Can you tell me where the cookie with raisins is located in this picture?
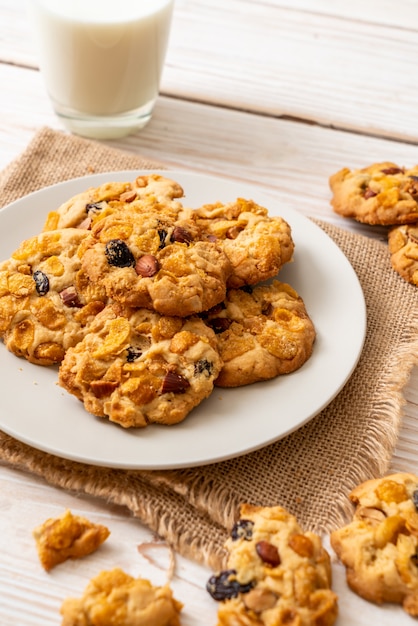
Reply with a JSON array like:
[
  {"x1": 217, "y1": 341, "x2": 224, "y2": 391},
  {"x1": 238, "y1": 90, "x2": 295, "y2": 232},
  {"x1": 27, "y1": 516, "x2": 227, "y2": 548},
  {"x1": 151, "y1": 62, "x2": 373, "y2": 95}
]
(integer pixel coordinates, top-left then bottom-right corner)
[
  {"x1": 78, "y1": 211, "x2": 232, "y2": 317},
  {"x1": 182, "y1": 198, "x2": 294, "y2": 288},
  {"x1": 43, "y1": 174, "x2": 185, "y2": 231},
  {"x1": 331, "y1": 473, "x2": 418, "y2": 616},
  {"x1": 388, "y1": 223, "x2": 418, "y2": 286},
  {"x1": 207, "y1": 504, "x2": 338, "y2": 626},
  {"x1": 201, "y1": 280, "x2": 315, "y2": 387},
  {"x1": 58, "y1": 302, "x2": 222, "y2": 428},
  {"x1": 0, "y1": 228, "x2": 108, "y2": 365},
  {"x1": 330, "y1": 162, "x2": 418, "y2": 225},
  {"x1": 60, "y1": 568, "x2": 183, "y2": 626}
]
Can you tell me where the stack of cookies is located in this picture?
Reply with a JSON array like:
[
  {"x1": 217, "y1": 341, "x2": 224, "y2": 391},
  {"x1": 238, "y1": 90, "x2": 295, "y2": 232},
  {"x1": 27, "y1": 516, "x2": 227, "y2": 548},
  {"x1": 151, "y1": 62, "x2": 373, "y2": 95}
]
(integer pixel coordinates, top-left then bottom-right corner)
[
  {"x1": 330, "y1": 161, "x2": 418, "y2": 287},
  {"x1": 0, "y1": 174, "x2": 315, "y2": 429}
]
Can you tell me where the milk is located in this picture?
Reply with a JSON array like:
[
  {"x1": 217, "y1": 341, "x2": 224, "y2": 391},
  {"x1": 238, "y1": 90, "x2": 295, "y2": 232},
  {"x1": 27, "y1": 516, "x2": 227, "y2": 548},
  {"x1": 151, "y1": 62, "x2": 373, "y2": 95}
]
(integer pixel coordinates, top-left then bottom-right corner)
[{"x1": 29, "y1": 0, "x2": 174, "y2": 138}]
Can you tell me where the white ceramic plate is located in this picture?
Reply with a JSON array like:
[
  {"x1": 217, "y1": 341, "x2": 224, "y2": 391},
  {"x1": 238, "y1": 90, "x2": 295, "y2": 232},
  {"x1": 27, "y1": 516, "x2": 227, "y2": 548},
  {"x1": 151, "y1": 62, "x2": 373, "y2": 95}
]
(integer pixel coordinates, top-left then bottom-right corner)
[{"x1": 0, "y1": 170, "x2": 366, "y2": 469}]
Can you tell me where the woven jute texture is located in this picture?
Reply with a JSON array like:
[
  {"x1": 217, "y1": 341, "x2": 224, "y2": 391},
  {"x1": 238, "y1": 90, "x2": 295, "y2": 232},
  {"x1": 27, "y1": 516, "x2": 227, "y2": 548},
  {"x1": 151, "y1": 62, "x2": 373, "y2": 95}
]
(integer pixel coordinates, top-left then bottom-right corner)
[{"x1": 1, "y1": 127, "x2": 418, "y2": 570}]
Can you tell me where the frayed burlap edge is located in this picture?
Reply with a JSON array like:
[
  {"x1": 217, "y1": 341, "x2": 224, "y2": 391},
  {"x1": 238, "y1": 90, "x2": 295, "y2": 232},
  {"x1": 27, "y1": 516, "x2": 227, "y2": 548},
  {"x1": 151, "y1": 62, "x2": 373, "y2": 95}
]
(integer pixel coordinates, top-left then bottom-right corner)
[
  {"x1": 0, "y1": 435, "x2": 228, "y2": 570},
  {"x1": 1, "y1": 128, "x2": 418, "y2": 569}
]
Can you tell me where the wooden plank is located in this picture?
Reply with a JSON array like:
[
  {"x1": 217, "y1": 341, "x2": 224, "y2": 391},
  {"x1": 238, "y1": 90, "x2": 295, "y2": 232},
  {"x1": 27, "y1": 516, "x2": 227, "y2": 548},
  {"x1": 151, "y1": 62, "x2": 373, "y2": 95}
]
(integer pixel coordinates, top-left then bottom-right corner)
[
  {"x1": 2, "y1": 0, "x2": 418, "y2": 141},
  {"x1": 0, "y1": 466, "x2": 217, "y2": 625},
  {"x1": 268, "y1": 0, "x2": 418, "y2": 30},
  {"x1": 2, "y1": 62, "x2": 418, "y2": 234}
]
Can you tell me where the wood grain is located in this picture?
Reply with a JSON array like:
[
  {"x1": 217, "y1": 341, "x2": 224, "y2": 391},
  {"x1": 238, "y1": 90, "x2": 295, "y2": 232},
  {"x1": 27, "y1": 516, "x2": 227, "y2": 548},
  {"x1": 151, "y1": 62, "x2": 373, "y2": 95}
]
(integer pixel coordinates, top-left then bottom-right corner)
[
  {"x1": 1, "y1": 1, "x2": 418, "y2": 624},
  {"x1": 3, "y1": 0, "x2": 418, "y2": 139}
]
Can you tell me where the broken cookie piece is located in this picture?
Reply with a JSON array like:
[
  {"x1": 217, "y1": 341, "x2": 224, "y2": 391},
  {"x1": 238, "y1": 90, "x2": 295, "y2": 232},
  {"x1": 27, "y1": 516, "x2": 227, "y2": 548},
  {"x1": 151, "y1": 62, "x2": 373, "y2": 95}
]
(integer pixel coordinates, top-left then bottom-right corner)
[
  {"x1": 60, "y1": 568, "x2": 183, "y2": 626},
  {"x1": 33, "y1": 509, "x2": 110, "y2": 571}
]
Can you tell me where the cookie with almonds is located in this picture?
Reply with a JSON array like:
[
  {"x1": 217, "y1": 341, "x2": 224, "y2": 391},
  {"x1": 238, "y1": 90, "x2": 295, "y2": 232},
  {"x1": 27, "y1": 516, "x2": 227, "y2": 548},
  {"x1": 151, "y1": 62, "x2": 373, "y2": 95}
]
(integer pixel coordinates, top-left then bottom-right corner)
[
  {"x1": 79, "y1": 210, "x2": 232, "y2": 317},
  {"x1": 207, "y1": 504, "x2": 338, "y2": 626},
  {"x1": 329, "y1": 161, "x2": 418, "y2": 225},
  {"x1": 201, "y1": 280, "x2": 315, "y2": 387},
  {"x1": 331, "y1": 473, "x2": 418, "y2": 616},
  {"x1": 60, "y1": 568, "x2": 183, "y2": 626},
  {"x1": 43, "y1": 174, "x2": 185, "y2": 231},
  {"x1": 58, "y1": 302, "x2": 223, "y2": 428},
  {"x1": 0, "y1": 228, "x2": 108, "y2": 365},
  {"x1": 183, "y1": 198, "x2": 294, "y2": 288},
  {"x1": 388, "y1": 223, "x2": 418, "y2": 286},
  {"x1": 33, "y1": 509, "x2": 110, "y2": 571}
]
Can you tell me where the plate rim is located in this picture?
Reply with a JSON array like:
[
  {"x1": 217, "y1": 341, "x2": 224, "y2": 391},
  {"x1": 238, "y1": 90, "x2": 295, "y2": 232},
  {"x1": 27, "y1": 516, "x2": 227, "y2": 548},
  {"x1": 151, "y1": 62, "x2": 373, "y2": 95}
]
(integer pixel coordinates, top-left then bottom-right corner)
[{"x1": 0, "y1": 169, "x2": 367, "y2": 469}]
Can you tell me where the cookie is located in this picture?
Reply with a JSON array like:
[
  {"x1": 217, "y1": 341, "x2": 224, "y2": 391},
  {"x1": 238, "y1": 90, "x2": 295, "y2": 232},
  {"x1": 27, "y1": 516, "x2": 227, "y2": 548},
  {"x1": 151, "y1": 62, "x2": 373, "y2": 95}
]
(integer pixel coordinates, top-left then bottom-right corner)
[
  {"x1": 33, "y1": 509, "x2": 110, "y2": 571},
  {"x1": 78, "y1": 211, "x2": 232, "y2": 316},
  {"x1": 0, "y1": 228, "x2": 108, "y2": 365},
  {"x1": 58, "y1": 302, "x2": 223, "y2": 428},
  {"x1": 330, "y1": 162, "x2": 418, "y2": 225},
  {"x1": 201, "y1": 281, "x2": 315, "y2": 387},
  {"x1": 184, "y1": 198, "x2": 294, "y2": 288},
  {"x1": 60, "y1": 568, "x2": 183, "y2": 626},
  {"x1": 388, "y1": 223, "x2": 418, "y2": 286},
  {"x1": 207, "y1": 503, "x2": 338, "y2": 626},
  {"x1": 330, "y1": 472, "x2": 418, "y2": 616},
  {"x1": 43, "y1": 174, "x2": 185, "y2": 231}
]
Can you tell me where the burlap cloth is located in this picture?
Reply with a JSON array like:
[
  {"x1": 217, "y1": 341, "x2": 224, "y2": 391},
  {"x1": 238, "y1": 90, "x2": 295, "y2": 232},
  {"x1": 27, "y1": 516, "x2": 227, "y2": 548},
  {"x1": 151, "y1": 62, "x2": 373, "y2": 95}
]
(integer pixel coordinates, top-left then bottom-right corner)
[{"x1": 1, "y1": 127, "x2": 418, "y2": 569}]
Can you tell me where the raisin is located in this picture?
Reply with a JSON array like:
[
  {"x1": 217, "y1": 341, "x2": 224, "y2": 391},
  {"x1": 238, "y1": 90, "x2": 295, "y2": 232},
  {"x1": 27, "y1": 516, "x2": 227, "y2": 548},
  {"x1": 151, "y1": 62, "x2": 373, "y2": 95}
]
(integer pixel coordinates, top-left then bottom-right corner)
[
  {"x1": 364, "y1": 188, "x2": 377, "y2": 199},
  {"x1": 33, "y1": 270, "x2": 49, "y2": 296},
  {"x1": 126, "y1": 346, "x2": 142, "y2": 362},
  {"x1": 158, "y1": 229, "x2": 168, "y2": 249},
  {"x1": 411, "y1": 552, "x2": 418, "y2": 568},
  {"x1": 206, "y1": 569, "x2": 254, "y2": 601},
  {"x1": 231, "y1": 519, "x2": 254, "y2": 541},
  {"x1": 86, "y1": 201, "x2": 107, "y2": 216},
  {"x1": 412, "y1": 489, "x2": 418, "y2": 511},
  {"x1": 105, "y1": 239, "x2": 135, "y2": 268},
  {"x1": 194, "y1": 359, "x2": 214, "y2": 377},
  {"x1": 207, "y1": 317, "x2": 231, "y2": 334}
]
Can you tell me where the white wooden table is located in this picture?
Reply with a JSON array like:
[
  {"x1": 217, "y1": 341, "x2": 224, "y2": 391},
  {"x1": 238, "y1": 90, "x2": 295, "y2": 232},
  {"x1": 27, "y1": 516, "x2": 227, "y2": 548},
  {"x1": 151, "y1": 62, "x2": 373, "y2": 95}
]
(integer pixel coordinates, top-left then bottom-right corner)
[{"x1": 1, "y1": 1, "x2": 418, "y2": 623}]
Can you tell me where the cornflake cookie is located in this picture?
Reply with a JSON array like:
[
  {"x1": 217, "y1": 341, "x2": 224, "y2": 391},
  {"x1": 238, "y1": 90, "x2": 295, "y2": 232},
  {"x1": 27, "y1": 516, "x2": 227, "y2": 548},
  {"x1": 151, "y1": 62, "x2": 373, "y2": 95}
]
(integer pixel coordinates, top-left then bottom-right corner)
[
  {"x1": 78, "y1": 211, "x2": 232, "y2": 316},
  {"x1": 33, "y1": 509, "x2": 110, "y2": 571},
  {"x1": 0, "y1": 228, "x2": 108, "y2": 365},
  {"x1": 330, "y1": 162, "x2": 418, "y2": 225},
  {"x1": 207, "y1": 504, "x2": 338, "y2": 626},
  {"x1": 58, "y1": 302, "x2": 223, "y2": 428},
  {"x1": 184, "y1": 198, "x2": 294, "y2": 288},
  {"x1": 60, "y1": 568, "x2": 183, "y2": 626},
  {"x1": 388, "y1": 223, "x2": 418, "y2": 286},
  {"x1": 201, "y1": 281, "x2": 315, "y2": 387},
  {"x1": 330, "y1": 472, "x2": 418, "y2": 616},
  {"x1": 43, "y1": 174, "x2": 185, "y2": 231}
]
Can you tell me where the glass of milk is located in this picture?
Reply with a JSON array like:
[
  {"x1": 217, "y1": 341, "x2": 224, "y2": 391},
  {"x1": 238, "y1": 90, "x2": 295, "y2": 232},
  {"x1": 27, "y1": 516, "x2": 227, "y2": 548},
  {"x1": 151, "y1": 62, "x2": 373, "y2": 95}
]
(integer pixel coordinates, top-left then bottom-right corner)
[{"x1": 28, "y1": 0, "x2": 174, "y2": 139}]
